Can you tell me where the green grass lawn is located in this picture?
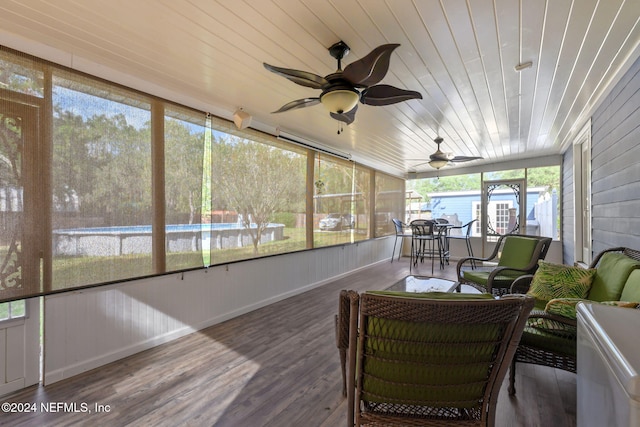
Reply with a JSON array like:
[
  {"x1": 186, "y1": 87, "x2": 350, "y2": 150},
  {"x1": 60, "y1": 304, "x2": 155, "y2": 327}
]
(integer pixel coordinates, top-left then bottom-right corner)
[{"x1": 49, "y1": 227, "x2": 370, "y2": 288}]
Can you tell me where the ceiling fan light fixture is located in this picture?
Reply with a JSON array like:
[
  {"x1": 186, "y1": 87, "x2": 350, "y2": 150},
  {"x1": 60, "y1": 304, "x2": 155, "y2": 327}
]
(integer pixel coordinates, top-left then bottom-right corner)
[
  {"x1": 320, "y1": 89, "x2": 359, "y2": 114},
  {"x1": 428, "y1": 159, "x2": 449, "y2": 169}
]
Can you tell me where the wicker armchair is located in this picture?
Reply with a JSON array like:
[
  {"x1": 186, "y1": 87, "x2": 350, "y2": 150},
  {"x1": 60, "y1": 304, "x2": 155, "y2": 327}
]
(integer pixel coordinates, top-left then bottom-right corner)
[
  {"x1": 345, "y1": 291, "x2": 534, "y2": 427},
  {"x1": 456, "y1": 233, "x2": 552, "y2": 295},
  {"x1": 508, "y1": 247, "x2": 640, "y2": 395}
]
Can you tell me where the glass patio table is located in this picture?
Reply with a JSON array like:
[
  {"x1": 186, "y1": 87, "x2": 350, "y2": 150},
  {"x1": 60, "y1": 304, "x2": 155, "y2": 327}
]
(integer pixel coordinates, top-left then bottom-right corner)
[{"x1": 385, "y1": 275, "x2": 482, "y2": 294}]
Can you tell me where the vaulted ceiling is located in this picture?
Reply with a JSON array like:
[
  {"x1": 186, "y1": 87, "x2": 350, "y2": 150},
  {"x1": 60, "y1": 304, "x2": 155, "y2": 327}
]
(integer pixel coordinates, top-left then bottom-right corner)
[{"x1": 0, "y1": 0, "x2": 638, "y2": 177}]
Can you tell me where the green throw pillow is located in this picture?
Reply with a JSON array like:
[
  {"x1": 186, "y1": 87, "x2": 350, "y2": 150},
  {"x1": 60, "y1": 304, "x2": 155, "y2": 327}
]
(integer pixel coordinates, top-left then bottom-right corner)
[{"x1": 526, "y1": 260, "x2": 596, "y2": 303}]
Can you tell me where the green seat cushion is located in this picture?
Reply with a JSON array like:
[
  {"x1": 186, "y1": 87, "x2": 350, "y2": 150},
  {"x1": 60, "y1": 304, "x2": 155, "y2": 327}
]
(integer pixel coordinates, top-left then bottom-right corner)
[
  {"x1": 462, "y1": 269, "x2": 523, "y2": 289},
  {"x1": 498, "y1": 237, "x2": 540, "y2": 269},
  {"x1": 362, "y1": 319, "x2": 501, "y2": 407},
  {"x1": 589, "y1": 253, "x2": 640, "y2": 302},
  {"x1": 519, "y1": 325, "x2": 576, "y2": 357},
  {"x1": 526, "y1": 260, "x2": 596, "y2": 304},
  {"x1": 360, "y1": 292, "x2": 500, "y2": 408},
  {"x1": 619, "y1": 269, "x2": 640, "y2": 302}
]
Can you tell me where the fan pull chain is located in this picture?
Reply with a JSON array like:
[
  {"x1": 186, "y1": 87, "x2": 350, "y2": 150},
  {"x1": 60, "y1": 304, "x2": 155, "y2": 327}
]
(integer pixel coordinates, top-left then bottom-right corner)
[{"x1": 337, "y1": 122, "x2": 344, "y2": 135}]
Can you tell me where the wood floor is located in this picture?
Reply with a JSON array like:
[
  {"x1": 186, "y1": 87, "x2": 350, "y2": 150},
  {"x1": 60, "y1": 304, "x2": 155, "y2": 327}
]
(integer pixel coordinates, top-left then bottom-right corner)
[{"x1": 2, "y1": 257, "x2": 576, "y2": 426}]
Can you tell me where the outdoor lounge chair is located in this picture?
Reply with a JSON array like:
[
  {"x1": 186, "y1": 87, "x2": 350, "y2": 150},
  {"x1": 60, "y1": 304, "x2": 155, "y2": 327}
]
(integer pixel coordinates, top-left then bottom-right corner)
[
  {"x1": 456, "y1": 233, "x2": 552, "y2": 295},
  {"x1": 344, "y1": 290, "x2": 534, "y2": 426}
]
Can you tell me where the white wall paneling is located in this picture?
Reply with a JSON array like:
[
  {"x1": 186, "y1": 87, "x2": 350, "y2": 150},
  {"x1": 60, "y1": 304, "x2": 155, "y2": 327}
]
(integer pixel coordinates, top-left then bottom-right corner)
[{"x1": 43, "y1": 237, "x2": 393, "y2": 384}]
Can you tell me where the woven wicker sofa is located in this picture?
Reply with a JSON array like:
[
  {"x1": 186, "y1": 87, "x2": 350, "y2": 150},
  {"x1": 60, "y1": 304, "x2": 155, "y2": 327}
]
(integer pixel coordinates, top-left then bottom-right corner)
[{"x1": 508, "y1": 247, "x2": 640, "y2": 395}]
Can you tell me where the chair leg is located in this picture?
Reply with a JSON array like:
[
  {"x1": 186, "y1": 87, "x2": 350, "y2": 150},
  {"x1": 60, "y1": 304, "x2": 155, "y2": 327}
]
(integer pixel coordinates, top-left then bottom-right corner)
[
  {"x1": 430, "y1": 238, "x2": 435, "y2": 274},
  {"x1": 340, "y1": 348, "x2": 347, "y2": 397},
  {"x1": 410, "y1": 238, "x2": 414, "y2": 273},
  {"x1": 391, "y1": 236, "x2": 398, "y2": 263},
  {"x1": 466, "y1": 238, "x2": 476, "y2": 269},
  {"x1": 508, "y1": 357, "x2": 517, "y2": 395}
]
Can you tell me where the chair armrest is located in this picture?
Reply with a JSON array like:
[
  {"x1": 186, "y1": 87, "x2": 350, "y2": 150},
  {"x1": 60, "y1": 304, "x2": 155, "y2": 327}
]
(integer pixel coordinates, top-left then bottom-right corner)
[
  {"x1": 488, "y1": 266, "x2": 531, "y2": 279},
  {"x1": 481, "y1": 266, "x2": 534, "y2": 294},
  {"x1": 526, "y1": 309, "x2": 577, "y2": 340},
  {"x1": 510, "y1": 275, "x2": 534, "y2": 294},
  {"x1": 456, "y1": 255, "x2": 496, "y2": 281},
  {"x1": 528, "y1": 309, "x2": 578, "y2": 328}
]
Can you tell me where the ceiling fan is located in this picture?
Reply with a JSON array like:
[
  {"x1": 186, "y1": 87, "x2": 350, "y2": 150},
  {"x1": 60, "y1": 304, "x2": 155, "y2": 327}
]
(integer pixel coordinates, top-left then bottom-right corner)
[
  {"x1": 263, "y1": 41, "x2": 422, "y2": 125},
  {"x1": 412, "y1": 137, "x2": 484, "y2": 170}
]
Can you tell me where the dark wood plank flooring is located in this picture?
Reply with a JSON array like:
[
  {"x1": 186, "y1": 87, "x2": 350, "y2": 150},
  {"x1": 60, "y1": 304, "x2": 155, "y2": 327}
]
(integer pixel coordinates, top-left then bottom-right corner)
[{"x1": 1, "y1": 257, "x2": 576, "y2": 426}]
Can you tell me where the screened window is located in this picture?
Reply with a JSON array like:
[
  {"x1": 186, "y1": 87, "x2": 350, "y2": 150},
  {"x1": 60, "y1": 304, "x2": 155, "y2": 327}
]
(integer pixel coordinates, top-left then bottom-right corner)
[
  {"x1": 51, "y1": 71, "x2": 153, "y2": 289},
  {"x1": 0, "y1": 45, "x2": 393, "y2": 304},
  {"x1": 353, "y1": 164, "x2": 371, "y2": 241},
  {"x1": 314, "y1": 154, "x2": 357, "y2": 247},
  {"x1": 0, "y1": 50, "x2": 44, "y2": 98},
  {"x1": 0, "y1": 49, "x2": 44, "y2": 301},
  {"x1": 374, "y1": 173, "x2": 404, "y2": 237},
  {"x1": 164, "y1": 106, "x2": 207, "y2": 271},
  {"x1": 406, "y1": 174, "x2": 481, "y2": 229},
  {"x1": 209, "y1": 123, "x2": 307, "y2": 264},
  {"x1": 409, "y1": 167, "x2": 561, "y2": 241}
]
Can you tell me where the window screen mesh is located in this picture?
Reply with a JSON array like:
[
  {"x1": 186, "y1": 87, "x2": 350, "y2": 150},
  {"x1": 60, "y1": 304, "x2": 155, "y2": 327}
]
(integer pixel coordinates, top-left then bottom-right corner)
[{"x1": 0, "y1": 45, "x2": 391, "y2": 303}]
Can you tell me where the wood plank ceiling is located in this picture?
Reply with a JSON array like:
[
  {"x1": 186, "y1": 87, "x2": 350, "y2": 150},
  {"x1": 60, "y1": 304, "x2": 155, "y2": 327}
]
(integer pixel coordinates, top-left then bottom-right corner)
[{"x1": 0, "y1": 0, "x2": 638, "y2": 177}]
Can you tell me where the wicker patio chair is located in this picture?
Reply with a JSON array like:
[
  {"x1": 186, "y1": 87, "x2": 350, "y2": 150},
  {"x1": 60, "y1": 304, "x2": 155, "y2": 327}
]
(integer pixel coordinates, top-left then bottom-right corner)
[
  {"x1": 346, "y1": 291, "x2": 534, "y2": 426},
  {"x1": 507, "y1": 247, "x2": 640, "y2": 395},
  {"x1": 335, "y1": 289, "x2": 359, "y2": 396},
  {"x1": 456, "y1": 233, "x2": 552, "y2": 296}
]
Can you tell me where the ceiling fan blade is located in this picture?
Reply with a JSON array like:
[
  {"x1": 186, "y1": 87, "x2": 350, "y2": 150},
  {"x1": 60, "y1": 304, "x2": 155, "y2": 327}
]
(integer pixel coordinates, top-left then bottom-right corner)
[
  {"x1": 272, "y1": 97, "x2": 321, "y2": 113},
  {"x1": 330, "y1": 104, "x2": 358, "y2": 125},
  {"x1": 360, "y1": 84, "x2": 423, "y2": 106},
  {"x1": 342, "y1": 44, "x2": 399, "y2": 87},
  {"x1": 409, "y1": 160, "x2": 431, "y2": 168},
  {"x1": 449, "y1": 156, "x2": 484, "y2": 162},
  {"x1": 263, "y1": 63, "x2": 329, "y2": 89}
]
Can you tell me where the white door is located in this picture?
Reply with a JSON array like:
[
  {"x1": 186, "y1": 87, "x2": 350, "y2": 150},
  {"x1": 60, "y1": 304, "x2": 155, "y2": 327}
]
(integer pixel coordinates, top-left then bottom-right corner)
[
  {"x1": 574, "y1": 122, "x2": 592, "y2": 265},
  {"x1": 481, "y1": 179, "x2": 526, "y2": 255},
  {"x1": 0, "y1": 299, "x2": 40, "y2": 395},
  {"x1": 0, "y1": 99, "x2": 43, "y2": 394}
]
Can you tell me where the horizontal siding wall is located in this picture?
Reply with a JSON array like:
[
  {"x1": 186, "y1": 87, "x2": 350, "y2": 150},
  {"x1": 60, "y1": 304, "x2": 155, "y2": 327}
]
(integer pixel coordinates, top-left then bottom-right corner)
[
  {"x1": 590, "y1": 55, "x2": 640, "y2": 254},
  {"x1": 44, "y1": 237, "x2": 394, "y2": 384}
]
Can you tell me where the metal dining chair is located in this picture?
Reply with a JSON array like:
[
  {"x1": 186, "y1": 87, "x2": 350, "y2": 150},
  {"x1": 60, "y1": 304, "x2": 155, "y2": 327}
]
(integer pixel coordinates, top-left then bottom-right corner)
[
  {"x1": 390, "y1": 218, "x2": 412, "y2": 263},
  {"x1": 446, "y1": 219, "x2": 478, "y2": 267},
  {"x1": 409, "y1": 219, "x2": 442, "y2": 274},
  {"x1": 434, "y1": 218, "x2": 452, "y2": 265}
]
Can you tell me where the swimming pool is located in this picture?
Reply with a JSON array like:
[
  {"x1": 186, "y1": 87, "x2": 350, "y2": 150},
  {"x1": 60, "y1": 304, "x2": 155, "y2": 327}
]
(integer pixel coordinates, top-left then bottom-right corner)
[{"x1": 52, "y1": 223, "x2": 285, "y2": 257}]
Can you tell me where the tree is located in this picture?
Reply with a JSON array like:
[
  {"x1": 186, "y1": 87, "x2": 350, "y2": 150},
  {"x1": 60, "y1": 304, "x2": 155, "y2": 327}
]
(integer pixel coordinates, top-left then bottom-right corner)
[
  {"x1": 211, "y1": 136, "x2": 305, "y2": 254},
  {"x1": 164, "y1": 118, "x2": 205, "y2": 224},
  {"x1": 407, "y1": 174, "x2": 481, "y2": 203}
]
